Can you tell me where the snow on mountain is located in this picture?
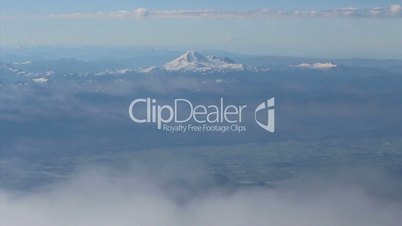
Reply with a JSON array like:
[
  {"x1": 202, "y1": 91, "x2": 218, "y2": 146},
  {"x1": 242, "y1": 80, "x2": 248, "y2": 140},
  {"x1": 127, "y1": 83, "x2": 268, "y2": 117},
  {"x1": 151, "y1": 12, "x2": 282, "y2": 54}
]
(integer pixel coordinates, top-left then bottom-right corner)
[
  {"x1": 138, "y1": 66, "x2": 165, "y2": 74},
  {"x1": 206, "y1": 55, "x2": 236, "y2": 64},
  {"x1": 141, "y1": 50, "x2": 247, "y2": 73},
  {"x1": 94, "y1": 68, "x2": 135, "y2": 76},
  {"x1": 293, "y1": 62, "x2": 338, "y2": 70},
  {"x1": 1, "y1": 63, "x2": 55, "y2": 78}
]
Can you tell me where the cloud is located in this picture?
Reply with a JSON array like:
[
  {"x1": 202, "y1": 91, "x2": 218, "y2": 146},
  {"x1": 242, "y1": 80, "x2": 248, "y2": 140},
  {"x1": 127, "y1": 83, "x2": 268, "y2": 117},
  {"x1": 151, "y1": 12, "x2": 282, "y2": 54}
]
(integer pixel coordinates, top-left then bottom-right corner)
[
  {"x1": 32, "y1": 77, "x2": 48, "y2": 84},
  {"x1": 48, "y1": 4, "x2": 402, "y2": 19},
  {"x1": 2, "y1": 164, "x2": 402, "y2": 226},
  {"x1": 389, "y1": 4, "x2": 402, "y2": 15}
]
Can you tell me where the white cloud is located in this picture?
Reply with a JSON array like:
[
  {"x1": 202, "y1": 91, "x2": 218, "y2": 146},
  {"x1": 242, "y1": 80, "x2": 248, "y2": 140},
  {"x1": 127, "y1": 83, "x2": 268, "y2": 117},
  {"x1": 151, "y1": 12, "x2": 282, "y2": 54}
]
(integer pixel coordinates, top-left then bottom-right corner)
[
  {"x1": 32, "y1": 77, "x2": 49, "y2": 84},
  {"x1": 389, "y1": 4, "x2": 402, "y2": 15},
  {"x1": 48, "y1": 4, "x2": 402, "y2": 19},
  {"x1": 12, "y1": 61, "x2": 32, "y2": 65},
  {"x1": 2, "y1": 166, "x2": 402, "y2": 226}
]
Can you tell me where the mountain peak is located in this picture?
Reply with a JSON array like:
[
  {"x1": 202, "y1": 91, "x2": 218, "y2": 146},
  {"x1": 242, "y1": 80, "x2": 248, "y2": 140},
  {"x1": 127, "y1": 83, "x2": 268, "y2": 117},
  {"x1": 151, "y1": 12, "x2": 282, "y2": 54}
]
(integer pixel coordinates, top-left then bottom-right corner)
[
  {"x1": 134, "y1": 50, "x2": 248, "y2": 73},
  {"x1": 160, "y1": 50, "x2": 245, "y2": 72},
  {"x1": 176, "y1": 50, "x2": 208, "y2": 64},
  {"x1": 183, "y1": 50, "x2": 199, "y2": 56},
  {"x1": 293, "y1": 62, "x2": 338, "y2": 70}
]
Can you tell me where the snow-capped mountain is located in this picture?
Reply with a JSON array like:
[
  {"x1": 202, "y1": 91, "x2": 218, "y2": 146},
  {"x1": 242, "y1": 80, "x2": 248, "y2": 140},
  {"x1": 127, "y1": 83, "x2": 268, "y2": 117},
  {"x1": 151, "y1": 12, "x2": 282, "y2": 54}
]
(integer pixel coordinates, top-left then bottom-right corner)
[
  {"x1": 141, "y1": 50, "x2": 247, "y2": 73},
  {"x1": 292, "y1": 62, "x2": 338, "y2": 70},
  {"x1": 0, "y1": 63, "x2": 55, "y2": 78},
  {"x1": 94, "y1": 68, "x2": 136, "y2": 76}
]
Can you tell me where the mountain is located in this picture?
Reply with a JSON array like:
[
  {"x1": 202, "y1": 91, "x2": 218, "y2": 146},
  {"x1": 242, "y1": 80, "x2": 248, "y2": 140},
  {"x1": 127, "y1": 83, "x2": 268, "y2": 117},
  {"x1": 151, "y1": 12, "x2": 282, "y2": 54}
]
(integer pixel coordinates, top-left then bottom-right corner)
[
  {"x1": 291, "y1": 62, "x2": 338, "y2": 70},
  {"x1": 140, "y1": 50, "x2": 247, "y2": 73}
]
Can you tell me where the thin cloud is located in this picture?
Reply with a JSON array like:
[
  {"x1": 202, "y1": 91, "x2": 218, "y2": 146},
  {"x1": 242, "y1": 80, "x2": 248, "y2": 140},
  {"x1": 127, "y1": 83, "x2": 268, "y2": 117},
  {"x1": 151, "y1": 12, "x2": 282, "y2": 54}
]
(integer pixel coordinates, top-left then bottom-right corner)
[{"x1": 48, "y1": 4, "x2": 402, "y2": 19}]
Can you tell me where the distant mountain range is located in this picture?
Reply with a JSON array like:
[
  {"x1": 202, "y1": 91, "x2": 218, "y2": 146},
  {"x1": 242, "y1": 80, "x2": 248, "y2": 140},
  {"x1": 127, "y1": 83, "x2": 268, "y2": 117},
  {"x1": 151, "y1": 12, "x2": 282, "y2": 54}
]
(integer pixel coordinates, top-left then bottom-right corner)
[
  {"x1": 114, "y1": 50, "x2": 341, "y2": 74},
  {"x1": 2, "y1": 46, "x2": 402, "y2": 73},
  {"x1": 2, "y1": 50, "x2": 402, "y2": 86},
  {"x1": 90, "y1": 51, "x2": 345, "y2": 75}
]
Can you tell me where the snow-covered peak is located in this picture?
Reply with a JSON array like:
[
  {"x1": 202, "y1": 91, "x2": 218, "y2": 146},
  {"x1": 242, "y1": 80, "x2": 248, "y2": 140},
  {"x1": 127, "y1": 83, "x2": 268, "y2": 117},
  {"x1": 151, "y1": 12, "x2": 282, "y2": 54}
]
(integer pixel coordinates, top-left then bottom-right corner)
[
  {"x1": 180, "y1": 50, "x2": 209, "y2": 63},
  {"x1": 163, "y1": 50, "x2": 209, "y2": 71},
  {"x1": 293, "y1": 62, "x2": 338, "y2": 70},
  {"x1": 95, "y1": 68, "x2": 135, "y2": 76},
  {"x1": 161, "y1": 51, "x2": 246, "y2": 72}
]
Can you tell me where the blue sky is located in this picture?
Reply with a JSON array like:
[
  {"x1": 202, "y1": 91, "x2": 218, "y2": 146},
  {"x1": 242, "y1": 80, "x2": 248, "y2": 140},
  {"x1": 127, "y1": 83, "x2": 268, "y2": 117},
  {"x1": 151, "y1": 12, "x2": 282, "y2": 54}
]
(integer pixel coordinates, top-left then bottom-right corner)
[{"x1": 1, "y1": 0, "x2": 402, "y2": 58}]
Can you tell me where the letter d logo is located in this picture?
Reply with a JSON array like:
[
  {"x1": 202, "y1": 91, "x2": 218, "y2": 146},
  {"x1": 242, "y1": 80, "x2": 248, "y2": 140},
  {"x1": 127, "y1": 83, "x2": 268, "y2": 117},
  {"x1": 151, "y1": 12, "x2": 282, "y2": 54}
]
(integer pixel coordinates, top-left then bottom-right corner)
[{"x1": 255, "y1": 98, "x2": 275, "y2": 133}]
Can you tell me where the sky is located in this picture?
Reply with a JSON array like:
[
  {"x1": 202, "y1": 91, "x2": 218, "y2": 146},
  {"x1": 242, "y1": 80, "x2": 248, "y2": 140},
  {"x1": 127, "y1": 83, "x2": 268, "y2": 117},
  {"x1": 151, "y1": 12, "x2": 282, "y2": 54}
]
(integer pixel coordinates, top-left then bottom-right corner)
[{"x1": 1, "y1": 0, "x2": 402, "y2": 58}]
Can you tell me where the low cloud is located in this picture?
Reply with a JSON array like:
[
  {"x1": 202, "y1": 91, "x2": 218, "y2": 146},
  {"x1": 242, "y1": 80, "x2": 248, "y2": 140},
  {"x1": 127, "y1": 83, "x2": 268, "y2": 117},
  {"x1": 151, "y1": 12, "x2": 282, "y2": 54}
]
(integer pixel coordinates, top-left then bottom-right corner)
[
  {"x1": 48, "y1": 4, "x2": 402, "y2": 19},
  {"x1": 2, "y1": 165, "x2": 402, "y2": 226}
]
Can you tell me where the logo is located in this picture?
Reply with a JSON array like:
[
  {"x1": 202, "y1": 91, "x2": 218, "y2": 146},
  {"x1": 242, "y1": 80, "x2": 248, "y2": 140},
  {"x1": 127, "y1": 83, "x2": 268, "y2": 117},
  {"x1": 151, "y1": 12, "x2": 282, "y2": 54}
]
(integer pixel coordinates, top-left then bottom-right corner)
[
  {"x1": 254, "y1": 98, "x2": 275, "y2": 132},
  {"x1": 128, "y1": 98, "x2": 275, "y2": 133}
]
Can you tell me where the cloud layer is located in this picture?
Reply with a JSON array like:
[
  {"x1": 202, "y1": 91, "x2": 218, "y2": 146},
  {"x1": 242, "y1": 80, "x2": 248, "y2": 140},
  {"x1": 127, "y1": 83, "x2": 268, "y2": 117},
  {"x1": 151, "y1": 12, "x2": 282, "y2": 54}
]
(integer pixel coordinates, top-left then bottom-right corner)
[
  {"x1": 2, "y1": 165, "x2": 402, "y2": 226},
  {"x1": 49, "y1": 4, "x2": 402, "y2": 19}
]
